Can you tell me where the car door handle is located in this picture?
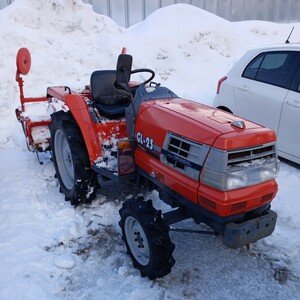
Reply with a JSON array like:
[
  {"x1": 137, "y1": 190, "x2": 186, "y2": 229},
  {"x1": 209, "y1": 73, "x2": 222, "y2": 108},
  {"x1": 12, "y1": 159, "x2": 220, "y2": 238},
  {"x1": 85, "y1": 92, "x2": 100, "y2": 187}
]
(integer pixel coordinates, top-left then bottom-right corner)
[
  {"x1": 237, "y1": 85, "x2": 249, "y2": 92},
  {"x1": 286, "y1": 100, "x2": 300, "y2": 109}
]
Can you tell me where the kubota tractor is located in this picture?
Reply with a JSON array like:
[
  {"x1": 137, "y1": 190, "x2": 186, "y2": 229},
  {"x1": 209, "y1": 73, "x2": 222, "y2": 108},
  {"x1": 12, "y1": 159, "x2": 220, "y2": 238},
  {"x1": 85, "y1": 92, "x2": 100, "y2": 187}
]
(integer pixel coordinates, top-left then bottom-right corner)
[{"x1": 15, "y1": 47, "x2": 279, "y2": 279}]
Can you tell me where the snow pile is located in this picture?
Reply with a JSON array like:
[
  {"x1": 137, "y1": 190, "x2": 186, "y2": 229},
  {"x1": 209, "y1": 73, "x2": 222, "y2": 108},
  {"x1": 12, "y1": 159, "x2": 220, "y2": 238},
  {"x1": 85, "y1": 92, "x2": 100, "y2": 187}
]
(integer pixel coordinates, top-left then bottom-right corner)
[
  {"x1": 124, "y1": 4, "x2": 298, "y2": 102},
  {"x1": 0, "y1": 0, "x2": 123, "y2": 115},
  {"x1": 0, "y1": 1, "x2": 300, "y2": 299},
  {"x1": 22, "y1": 102, "x2": 52, "y2": 122},
  {"x1": 0, "y1": 0, "x2": 124, "y2": 150}
]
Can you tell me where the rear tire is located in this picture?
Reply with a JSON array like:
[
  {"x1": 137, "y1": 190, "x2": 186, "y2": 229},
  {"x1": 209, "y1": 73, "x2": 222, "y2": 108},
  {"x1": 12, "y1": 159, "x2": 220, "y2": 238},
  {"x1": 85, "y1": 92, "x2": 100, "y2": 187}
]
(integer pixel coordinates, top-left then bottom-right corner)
[
  {"x1": 49, "y1": 111, "x2": 98, "y2": 205},
  {"x1": 119, "y1": 198, "x2": 175, "y2": 279}
]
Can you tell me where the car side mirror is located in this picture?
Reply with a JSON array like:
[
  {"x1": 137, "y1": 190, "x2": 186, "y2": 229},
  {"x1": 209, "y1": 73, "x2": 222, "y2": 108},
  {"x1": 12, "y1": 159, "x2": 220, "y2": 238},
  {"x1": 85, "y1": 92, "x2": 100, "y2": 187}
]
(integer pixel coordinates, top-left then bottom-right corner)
[{"x1": 116, "y1": 54, "x2": 132, "y2": 89}]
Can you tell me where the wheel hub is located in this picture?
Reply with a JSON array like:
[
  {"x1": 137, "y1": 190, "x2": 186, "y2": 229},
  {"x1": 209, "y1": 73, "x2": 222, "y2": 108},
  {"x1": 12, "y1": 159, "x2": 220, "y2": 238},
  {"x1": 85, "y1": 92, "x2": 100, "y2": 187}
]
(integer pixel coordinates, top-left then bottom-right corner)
[
  {"x1": 124, "y1": 216, "x2": 150, "y2": 266},
  {"x1": 134, "y1": 231, "x2": 144, "y2": 248}
]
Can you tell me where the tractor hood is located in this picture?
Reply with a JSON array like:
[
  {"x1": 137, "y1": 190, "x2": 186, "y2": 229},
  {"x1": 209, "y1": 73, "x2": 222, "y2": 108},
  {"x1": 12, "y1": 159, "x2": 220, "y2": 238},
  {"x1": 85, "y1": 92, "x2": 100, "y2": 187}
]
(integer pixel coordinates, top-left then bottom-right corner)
[{"x1": 135, "y1": 97, "x2": 276, "y2": 150}]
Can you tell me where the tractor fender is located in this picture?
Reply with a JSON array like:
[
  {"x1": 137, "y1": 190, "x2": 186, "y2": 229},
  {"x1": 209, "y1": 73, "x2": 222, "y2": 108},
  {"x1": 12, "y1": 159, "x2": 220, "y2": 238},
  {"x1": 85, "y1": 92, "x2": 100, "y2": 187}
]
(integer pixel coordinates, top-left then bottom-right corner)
[{"x1": 53, "y1": 95, "x2": 101, "y2": 165}]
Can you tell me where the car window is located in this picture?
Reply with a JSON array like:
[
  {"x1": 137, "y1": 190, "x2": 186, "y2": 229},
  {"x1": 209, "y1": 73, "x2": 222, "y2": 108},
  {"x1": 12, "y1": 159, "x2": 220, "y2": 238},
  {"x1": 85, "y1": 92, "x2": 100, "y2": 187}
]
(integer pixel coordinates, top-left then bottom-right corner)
[
  {"x1": 243, "y1": 51, "x2": 299, "y2": 88},
  {"x1": 260, "y1": 53, "x2": 288, "y2": 69},
  {"x1": 242, "y1": 54, "x2": 263, "y2": 79}
]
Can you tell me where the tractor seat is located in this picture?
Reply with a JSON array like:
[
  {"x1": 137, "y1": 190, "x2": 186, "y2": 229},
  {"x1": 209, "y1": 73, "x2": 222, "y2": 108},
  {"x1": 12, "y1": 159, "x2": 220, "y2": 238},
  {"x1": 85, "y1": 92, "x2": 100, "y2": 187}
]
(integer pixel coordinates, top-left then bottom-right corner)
[{"x1": 90, "y1": 70, "x2": 130, "y2": 119}]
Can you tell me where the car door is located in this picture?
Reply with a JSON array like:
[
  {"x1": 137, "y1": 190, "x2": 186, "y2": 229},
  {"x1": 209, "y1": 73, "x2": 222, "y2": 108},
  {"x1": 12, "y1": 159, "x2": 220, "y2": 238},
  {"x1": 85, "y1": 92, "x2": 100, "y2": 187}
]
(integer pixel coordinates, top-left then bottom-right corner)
[
  {"x1": 234, "y1": 78, "x2": 287, "y2": 132},
  {"x1": 233, "y1": 51, "x2": 298, "y2": 133},
  {"x1": 277, "y1": 63, "x2": 300, "y2": 161}
]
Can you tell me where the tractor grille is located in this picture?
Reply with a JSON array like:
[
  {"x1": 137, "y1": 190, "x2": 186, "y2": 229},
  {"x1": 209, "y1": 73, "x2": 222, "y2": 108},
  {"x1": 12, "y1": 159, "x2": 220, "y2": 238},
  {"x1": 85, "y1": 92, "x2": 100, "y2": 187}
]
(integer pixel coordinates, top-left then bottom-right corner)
[
  {"x1": 161, "y1": 133, "x2": 209, "y2": 180},
  {"x1": 227, "y1": 143, "x2": 277, "y2": 170},
  {"x1": 167, "y1": 137, "x2": 192, "y2": 170}
]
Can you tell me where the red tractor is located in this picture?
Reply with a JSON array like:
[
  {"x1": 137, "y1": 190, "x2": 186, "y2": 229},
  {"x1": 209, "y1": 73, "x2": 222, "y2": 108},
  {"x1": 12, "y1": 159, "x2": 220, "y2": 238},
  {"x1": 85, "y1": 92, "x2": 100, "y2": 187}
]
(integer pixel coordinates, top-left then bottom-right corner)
[{"x1": 15, "y1": 48, "x2": 279, "y2": 279}]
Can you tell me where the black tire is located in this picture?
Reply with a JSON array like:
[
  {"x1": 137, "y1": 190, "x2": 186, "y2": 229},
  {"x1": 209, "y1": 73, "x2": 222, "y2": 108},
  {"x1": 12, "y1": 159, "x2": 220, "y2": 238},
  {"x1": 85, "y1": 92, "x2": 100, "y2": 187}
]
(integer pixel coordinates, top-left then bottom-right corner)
[
  {"x1": 119, "y1": 197, "x2": 175, "y2": 279},
  {"x1": 49, "y1": 111, "x2": 98, "y2": 205}
]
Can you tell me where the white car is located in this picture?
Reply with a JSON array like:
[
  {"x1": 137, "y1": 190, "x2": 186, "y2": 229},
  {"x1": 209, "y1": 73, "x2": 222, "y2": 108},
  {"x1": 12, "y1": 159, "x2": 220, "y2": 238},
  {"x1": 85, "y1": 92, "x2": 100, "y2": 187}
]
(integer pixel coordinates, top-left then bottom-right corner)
[{"x1": 213, "y1": 43, "x2": 300, "y2": 164}]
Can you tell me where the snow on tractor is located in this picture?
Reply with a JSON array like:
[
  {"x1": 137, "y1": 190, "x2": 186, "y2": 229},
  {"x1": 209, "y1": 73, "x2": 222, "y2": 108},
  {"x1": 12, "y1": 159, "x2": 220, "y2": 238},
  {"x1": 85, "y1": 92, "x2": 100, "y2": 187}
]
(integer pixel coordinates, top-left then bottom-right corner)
[{"x1": 15, "y1": 47, "x2": 279, "y2": 279}]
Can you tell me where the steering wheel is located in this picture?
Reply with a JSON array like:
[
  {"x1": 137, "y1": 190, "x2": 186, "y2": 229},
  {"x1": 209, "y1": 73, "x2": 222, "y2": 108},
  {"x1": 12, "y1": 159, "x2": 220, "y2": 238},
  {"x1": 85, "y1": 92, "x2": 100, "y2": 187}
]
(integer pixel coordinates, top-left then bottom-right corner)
[{"x1": 130, "y1": 68, "x2": 155, "y2": 93}]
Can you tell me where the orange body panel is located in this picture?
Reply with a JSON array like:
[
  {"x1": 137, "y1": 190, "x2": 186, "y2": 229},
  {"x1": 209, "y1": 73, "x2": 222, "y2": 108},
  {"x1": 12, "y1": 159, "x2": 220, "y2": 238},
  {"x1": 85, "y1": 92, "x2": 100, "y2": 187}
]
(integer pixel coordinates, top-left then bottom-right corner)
[
  {"x1": 136, "y1": 139, "x2": 278, "y2": 216},
  {"x1": 64, "y1": 94, "x2": 102, "y2": 162},
  {"x1": 135, "y1": 98, "x2": 277, "y2": 147},
  {"x1": 134, "y1": 97, "x2": 278, "y2": 217},
  {"x1": 47, "y1": 86, "x2": 77, "y2": 101},
  {"x1": 136, "y1": 98, "x2": 221, "y2": 146},
  {"x1": 213, "y1": 128, "x2": 276, "y2": 150},
  {"x1": 48, "y1": 87, "x2": 128, "y2": 164},
  {"x1": 135, "y1": 148, "x2": 199, "y2": 203},
  {"x1": 198, "y1": 180, "x2": 278, "y2": 217}
]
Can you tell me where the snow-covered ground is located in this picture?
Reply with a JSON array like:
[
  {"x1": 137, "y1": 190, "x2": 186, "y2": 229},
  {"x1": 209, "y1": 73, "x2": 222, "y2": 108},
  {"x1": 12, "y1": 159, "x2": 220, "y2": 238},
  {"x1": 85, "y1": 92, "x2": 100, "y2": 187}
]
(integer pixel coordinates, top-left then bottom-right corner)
[{"x1": 0, "y1": 0, "x2": 300, "y2": 299}]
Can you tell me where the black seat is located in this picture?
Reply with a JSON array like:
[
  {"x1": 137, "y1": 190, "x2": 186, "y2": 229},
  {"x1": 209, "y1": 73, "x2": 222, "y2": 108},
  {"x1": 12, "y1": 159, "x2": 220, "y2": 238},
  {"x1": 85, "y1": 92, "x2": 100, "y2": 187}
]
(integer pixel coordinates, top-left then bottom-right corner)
[{"x1": 90, "y1": 70, "x2": 130, "y2": 118}]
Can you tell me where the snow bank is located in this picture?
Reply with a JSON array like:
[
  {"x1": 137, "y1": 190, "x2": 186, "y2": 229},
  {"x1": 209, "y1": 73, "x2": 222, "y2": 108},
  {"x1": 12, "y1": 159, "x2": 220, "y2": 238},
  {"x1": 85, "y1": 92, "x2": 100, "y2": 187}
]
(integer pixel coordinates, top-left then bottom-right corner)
[
  {"x1": 0, "y1": 0, "x2": 125, "y2": 150},
  {"x1": 125, "y1": 4, "x2": 300, "y2": 102}
]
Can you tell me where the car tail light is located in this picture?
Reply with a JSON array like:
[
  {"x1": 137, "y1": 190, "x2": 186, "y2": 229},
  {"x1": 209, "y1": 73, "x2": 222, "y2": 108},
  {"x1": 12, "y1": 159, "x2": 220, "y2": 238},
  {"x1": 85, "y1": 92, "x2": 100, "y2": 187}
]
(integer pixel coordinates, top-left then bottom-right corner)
[{"x1": 216, "y1": 76, "x2": 227, "y2": 94}]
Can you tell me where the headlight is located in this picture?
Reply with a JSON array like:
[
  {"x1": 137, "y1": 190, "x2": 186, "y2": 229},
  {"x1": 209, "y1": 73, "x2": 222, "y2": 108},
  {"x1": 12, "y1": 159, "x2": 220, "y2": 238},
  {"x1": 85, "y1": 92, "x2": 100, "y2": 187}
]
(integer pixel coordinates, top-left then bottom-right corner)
[
  {"x1": 226, "y1": 172, "x2": 248, "y2": 190},
  {"x1": 259, "y1": 163, "x2": 279, "y2": 182},
  {"x1": 201, "y1": 160, "x2": 279, "y2": 191}
]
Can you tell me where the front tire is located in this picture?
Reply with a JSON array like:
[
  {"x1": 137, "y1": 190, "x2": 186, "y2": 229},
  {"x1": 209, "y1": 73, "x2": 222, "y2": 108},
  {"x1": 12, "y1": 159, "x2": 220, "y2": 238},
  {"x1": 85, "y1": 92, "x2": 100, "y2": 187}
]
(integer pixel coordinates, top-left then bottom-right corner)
[
  {"x1": 49, "y1": 111, "x2": 98, "y2": 205},
  {"x1": 119, "y1": 198, "x2": 175, "y2": 279}
]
